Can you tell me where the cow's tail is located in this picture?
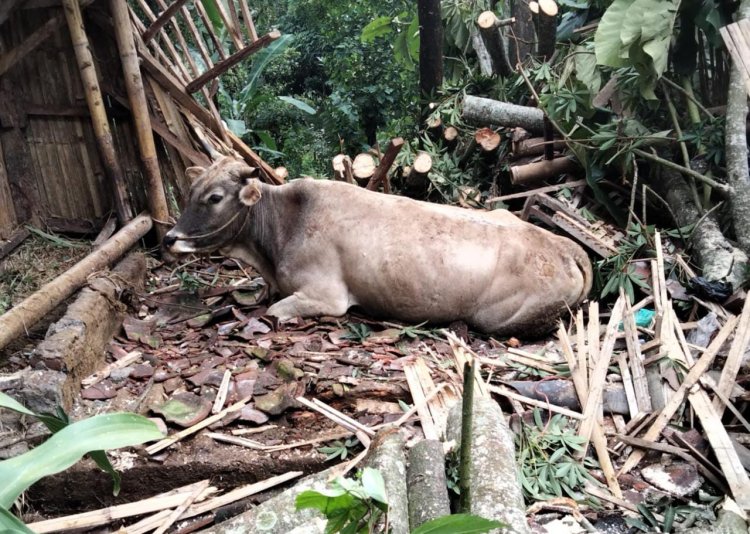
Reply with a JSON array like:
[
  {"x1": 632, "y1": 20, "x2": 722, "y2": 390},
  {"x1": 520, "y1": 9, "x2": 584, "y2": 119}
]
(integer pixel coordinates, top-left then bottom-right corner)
[{"x1": 572, "y1": 244, "x2": 593, "y2": 304}]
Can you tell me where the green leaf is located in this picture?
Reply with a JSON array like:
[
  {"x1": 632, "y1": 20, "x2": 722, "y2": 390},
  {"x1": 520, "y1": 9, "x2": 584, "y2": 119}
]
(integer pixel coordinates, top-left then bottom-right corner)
[
  {"x1": 361, "y1": 16, "x2": 393, "y2": 43},
  {"x1": 361, "y1": 468, "x2": 387, "y2": 504},
  {"x1": 0, "y1": 506, "x2": 34, "y2": 533},
  {"x1": 0, "y1": 413, "x2": 161, "y2": 508},
  {"x1": 238, "y1": 34, "x2": 293, "y2": 111},
  {"x1": 0, "y1": 392, "x2": 35, "y2": 417},
  {"x1": 411, "y1": 514, "x2": 505, "y2": 534},
  {"x1": 594, "y1": 0, "x2": 633, "y2": 67},
  {"x1": 200, "y1": 0, "x2": 224, "y2": 34},
  {"x1": 278, "y1": 96, "x2": 317, "y2": 115},
  {"x1": 574, "y1": 48, "x2": 601, "y2": 94}
]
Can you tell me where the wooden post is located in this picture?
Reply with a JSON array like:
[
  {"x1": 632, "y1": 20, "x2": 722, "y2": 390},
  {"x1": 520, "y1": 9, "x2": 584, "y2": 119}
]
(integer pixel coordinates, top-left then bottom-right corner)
[
  {"x1": 366, "y1": 137, "x2": 405, "y2": 191},
  {"x1": 0, "y1": 214, "x2": 152, "y2": 352},
  {"x1": 62, "y1": 0, "x2": 134, "y2": 224},
  {"x1": 110, "y1": 0, "x2": 170, "y2": 240}
]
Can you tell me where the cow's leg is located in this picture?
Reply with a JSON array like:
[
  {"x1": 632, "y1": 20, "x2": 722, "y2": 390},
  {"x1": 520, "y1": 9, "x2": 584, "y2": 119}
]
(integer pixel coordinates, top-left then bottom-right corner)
[{"x1": 267, "y1": 288, "x2": 349, "y2": 320}]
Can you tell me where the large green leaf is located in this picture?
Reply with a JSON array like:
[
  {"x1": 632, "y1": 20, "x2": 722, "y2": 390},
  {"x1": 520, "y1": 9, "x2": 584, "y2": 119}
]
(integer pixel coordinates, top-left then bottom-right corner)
[
  {"x1": 200, "y1": 0, "x2": 224, "y2": 34},
  {"x1": 594, "y1": 0, "x2": 633, "y2": 67},
  {"x1": 360, "y1": 16, "x2": 393, "y2": 43},
  {"x1": 411, "y1": 514, "x2": 504, "y2": 534},
  {"x1": 0, "y1": 506, "x2": 34, "y2": 533},
  {"x1": 0, "y1": 413, "x2": 161, "y2": 508},
  {"x1": 237, "y1": 34, "x2": 293, "y2": 110},
  {"x1": 574, "y1": 47, "x2": 601, "y2": 94},
  {"x1": 278, "y1": 96, "x2": 317, "y2": 114}
]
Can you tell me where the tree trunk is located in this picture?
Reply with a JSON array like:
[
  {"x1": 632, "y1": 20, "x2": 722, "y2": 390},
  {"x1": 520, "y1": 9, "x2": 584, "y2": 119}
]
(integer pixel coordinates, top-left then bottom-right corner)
[
  {"x1": 476, "y1": 11, "x2": 512, "y2": 77},
  {"x1": 407, "y1": 440, "x2": 451, "y2": 529},
  {"x1": 462, "y1": 95, "x2": 544, "y2": 133},
  {"x1": 352, "y1": 153, "x2": 376, "y2": 186},
  {"x1": 656, "y1": 168, "x2": 747, "y2": 288},
  {"x1": 475, "y1": 127, "x2": 502, "y2": 154},
  {"x1": 418, "y1": 0, "x2": 443, "y2": 98},
  {"x1": 443, "y1": 126, "x2": 459, "y2": 150},
  {"x1": 470, "y1": 26, "x2": 494, "y2": 77},
  {"x1": 510, "y1": 155, "x2": 576, "y2": 185},
  {"x1": 535, "y1": 0, "x2": 558, "y2": 60},
  {"x1": 509, "y1": 0, "x2": 534, "y2": 67},
  {"x1": 725, "y1": 0, "x2": 750, "y2": 256},
  {"x1": 364, "y1": 430, "x2": 409, "y2": 534},
  {"x1": 446, "y1": 398, "x2": 530, "y2": 533},
  {"x1": 0, "y1": 214, "x2": 152, "y2": 352},
  {"x1": 367, "y1": 137, "x2": 404, "y2": 191},
  {"x1": 404, "y1": 152, "x2": 433, "y2": 198}
]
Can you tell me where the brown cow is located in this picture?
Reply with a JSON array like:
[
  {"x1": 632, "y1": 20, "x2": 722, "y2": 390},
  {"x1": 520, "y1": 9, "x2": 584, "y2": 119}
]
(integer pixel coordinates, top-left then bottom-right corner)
[{"x1": 163, "y1": 157, "x2": 592, "y2": 336}]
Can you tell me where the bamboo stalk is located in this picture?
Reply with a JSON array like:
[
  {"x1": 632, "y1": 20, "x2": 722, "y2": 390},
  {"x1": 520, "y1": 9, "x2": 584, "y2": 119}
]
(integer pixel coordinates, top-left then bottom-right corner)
[
  {"x1": 194, "y1": 0, "x2": 227, "y2": 60},
  {"x1": 239, "y1": 0, "x2": 258, "y2": 41},
  {"x1": 140, "y1": 0, "x2": 189, "y2": 43},
  {"x1": 458, "y1": 360, "x2": 475, "y2": 513},
  {"x1": 110, "y1": 0, "x2": 170, "y2": 239},
  {"x1": 62, "y1": 0, "x2": 134, "y2": 224}
]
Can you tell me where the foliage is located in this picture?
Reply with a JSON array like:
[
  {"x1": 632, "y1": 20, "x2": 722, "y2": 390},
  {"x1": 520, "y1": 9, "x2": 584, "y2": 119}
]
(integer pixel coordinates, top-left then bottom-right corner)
[
  {"x1": 296, "y1": 467, "x2": 503, "y2": 533},
  {"x1": 624, "y1": 496, "x2": 715, "y2": 533},
  {"x1": 176, "y1": 269, "x2": 204, "y2": 292},
  {"x1": 516, "y1": 410, "x2": 598, "y2": 500},
  {"x1": 319, "y1": 437, "x2": 362, "y2": 461},
  {"x1": 342, "y1": 323, "x2": 372, "y2": 343},
  {"x1": 0, "y1": 392, "x2": 161, "y2": 530}
]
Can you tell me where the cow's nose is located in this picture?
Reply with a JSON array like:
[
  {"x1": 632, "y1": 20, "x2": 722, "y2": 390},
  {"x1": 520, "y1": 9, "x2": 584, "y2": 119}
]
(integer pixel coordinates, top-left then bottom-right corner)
[{"x1": 162, "y1": 233, "x2": 178, "y2": 249}]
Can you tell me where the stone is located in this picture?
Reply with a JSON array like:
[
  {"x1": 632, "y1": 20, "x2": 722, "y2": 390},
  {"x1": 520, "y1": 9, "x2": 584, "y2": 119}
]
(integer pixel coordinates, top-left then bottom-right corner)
[
  {"x1": 81, "y1": 380, "x2": 118, "y2": 401},
  {"x1": 131, "y1": 364, "x2": 154, "y2": 379},
  {"x1": 150, "y1": 392, "x2": 212, "y2": 427},
  {"x1": 641, "y1": 462, "x2": 702, "y2": 497},
  {"x1": 239, "y1": 405, "x2": 269, "y2": 424},
  {"x1": 275, "y1": 359, "x2": 303, "y2": 381},
  {"x1": 254, "y1": 383, "x2": 298, "y2": 415},
  {"x1": 109, "y1": 367, "x2": 134, "y2": 383}
]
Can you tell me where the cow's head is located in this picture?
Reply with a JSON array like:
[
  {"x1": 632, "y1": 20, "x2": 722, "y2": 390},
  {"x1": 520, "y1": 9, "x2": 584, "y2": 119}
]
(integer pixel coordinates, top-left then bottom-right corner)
[{"x1": 163, "y1": 157, "x2": 261, "y2": 255}]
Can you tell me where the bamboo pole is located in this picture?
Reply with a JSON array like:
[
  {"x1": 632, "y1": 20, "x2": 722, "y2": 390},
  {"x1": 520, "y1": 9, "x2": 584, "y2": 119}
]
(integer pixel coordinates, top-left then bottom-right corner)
[
  {"x1": 110, "y1": 0, "x2": 170, "y2": 241},
  {"x1": 62, "y1": 0, "x2": 134, "y2": 224},
  {"x1": 0, "y1": 214, "x2": 152, "y2": 352}
]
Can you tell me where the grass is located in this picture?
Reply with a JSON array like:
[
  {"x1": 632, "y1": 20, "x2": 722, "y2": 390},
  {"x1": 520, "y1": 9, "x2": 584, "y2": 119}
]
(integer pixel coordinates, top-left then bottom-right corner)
[{"x1": 0, "y1": 234, "x2": 91, "y2": 314}]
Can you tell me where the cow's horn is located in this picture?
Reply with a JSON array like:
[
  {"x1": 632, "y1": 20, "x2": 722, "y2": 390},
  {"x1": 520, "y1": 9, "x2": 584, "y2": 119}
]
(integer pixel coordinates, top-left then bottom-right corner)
[{"x1": 236, "y1": 164, "x2": 257, "y2": 181}]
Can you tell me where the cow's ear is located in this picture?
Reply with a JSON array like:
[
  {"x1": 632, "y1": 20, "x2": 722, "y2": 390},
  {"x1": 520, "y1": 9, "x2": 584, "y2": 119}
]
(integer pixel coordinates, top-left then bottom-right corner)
[
  {"x1": 239, "y1": 181, "x2": 262, "y2": 206},
  {"x1": 185, "y1": 166, "x2": 205, "y2": 182}
]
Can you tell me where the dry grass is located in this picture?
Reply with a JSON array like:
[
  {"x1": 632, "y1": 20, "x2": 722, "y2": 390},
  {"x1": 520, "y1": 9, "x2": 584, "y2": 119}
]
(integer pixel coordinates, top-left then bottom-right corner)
[{"x1": 0, "y1": 232, "x2": 92, "y2": 314}]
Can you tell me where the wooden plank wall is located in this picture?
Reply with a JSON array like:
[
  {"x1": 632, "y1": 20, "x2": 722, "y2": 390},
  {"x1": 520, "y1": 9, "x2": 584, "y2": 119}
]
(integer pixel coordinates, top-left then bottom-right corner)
[{"x1": 0, "y1": 4, "x2": 190, "y2": 238}]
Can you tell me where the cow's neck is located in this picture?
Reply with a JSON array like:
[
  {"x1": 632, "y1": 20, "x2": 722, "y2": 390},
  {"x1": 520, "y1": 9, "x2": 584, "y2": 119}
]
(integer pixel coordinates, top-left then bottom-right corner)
[{"x1": 221, "y1": 187, "x2": 285, "y2": 292}]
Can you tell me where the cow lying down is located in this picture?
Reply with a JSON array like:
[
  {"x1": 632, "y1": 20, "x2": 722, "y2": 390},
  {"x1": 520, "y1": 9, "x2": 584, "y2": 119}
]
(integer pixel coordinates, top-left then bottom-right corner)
[{"x1": 163, "y1": 157, "x2": 592, "y2": 337}]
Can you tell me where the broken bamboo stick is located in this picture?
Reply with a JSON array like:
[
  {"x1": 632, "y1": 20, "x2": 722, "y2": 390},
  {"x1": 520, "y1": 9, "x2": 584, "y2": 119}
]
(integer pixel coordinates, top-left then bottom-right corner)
[
  {"x1": 62, "y1": 0, "x2": 134, "y2": 224},
  {"x1": 713, "y1": 295, "x2": 750, "y2": 416},
  {"x1": 510, "y1": 156, "x2": 577, "y2": 186},
  {"x1": 0, "y1": 214, "x2": 151, "y2": 352},
  {"x1": 110, "y1": 0, "x2": 170, "y2": 240}
]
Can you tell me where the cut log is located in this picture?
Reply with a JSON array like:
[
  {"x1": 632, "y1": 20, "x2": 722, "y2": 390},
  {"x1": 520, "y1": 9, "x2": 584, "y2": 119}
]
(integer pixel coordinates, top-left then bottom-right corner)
[
  {"x1": 332, "y1": 154, "x2": 354, "y2": 183},
  {"x1": 407, "y1": 440, "x2": 450, "y2": 529},
  {"x1": 536, "y1": 0, "x2": 558, "y2": 60},
  {"x1": 446, "y1": 398, "x2": 530, "y2": 533},
  {"x1": 462, "y1": 95, "x2": 544, "y2": 133},
  {"x1": 476, "y1": 11, "x2": 512, "y2": 77},
  {"x1": 352, "y1": 153, "x2": 376, "y2": 186},
  {"x1": 404, "y1": 151, "x2": 433, "y2": 196},
  {"x1": 443, "y1": 126, "x2": 459, "y2": 150},
  {"x1": 510, "y1": 156, "x2": 577, "y2": 186},
  {"x1": 367, "y1": 137, "x2": 405, "y2": 191},
  {"x1": 510, "y1": 0, "x2": 534, "y2": 66},
  {"x1": 0, "y1": 227, "x2": 29, "y2": 261},
  {"x1": 470, "y1": 26, "x2": 494, "y2": 76},
  {"x1": 274, "y1": 166, "x2": 289, "y2": 182},
  {"x1": 110, "y1": 0, "x2": 170, "y2": 241},
  {"x1": 364, "y1": 430, "x2": 409, "y2": 534},
  {"x1": 511, "y1": 137, "x2": 565, "y2": 159},
  {"x1": 0, "y1": 214, "x2": 152, "y2": 352},
  {"x1": 475, "y1": 127, "x2": 501, "y2": 153},
  {"x1": 425, "y1": 116, "x2": 444, "y2": 140}
]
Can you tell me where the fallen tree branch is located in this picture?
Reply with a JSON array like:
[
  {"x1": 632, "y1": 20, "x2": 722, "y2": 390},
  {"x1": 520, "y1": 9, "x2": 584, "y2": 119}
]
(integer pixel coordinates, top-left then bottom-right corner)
[
  {"x1": 633, "y1": 148, "x2": 731, "y2": 194},
  {"x1": 462, "y1": 95, "x2": 544, "y2": 133}
]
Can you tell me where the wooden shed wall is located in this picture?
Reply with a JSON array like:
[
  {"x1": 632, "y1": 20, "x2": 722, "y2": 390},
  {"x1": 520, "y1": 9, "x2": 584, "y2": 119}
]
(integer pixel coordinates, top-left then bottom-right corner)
[{"x1": 0, "y1": 4, "x2": 187, "y2": 239}]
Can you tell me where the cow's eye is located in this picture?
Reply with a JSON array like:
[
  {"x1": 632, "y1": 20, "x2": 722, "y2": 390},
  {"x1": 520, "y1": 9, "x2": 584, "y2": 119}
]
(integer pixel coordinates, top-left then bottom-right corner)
[{"x1": 208, "y1": 194, "x2": 223, "y2": 204}]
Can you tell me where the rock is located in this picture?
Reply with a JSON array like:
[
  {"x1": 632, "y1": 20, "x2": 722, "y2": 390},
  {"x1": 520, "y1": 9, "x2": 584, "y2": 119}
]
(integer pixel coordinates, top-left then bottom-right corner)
[
  {"x1": 254, "y1": 383, "x2": 298, "y2": 415},
  {"x1": 186, "y1": 369, "x2": 213, "y2": 387},
  {"x1": 81, "y1": 380, "x2": 118, "y2": 400},
  {"x1": 234, "y1": 370, "x2": 258, "y2": 399},
  {"x1": 245, "y1": 346, "x2": 272, "y2": 362},
  {"x1": 131, "y1": 364, "x2": 154, "y2": 379},
  {"x1": 641, "y1": 462, "x2": 702, "y2": 497},
  {"x1": 151, "y1": 392, "x2": 212, "y2": 427},
  {"x1": 239, "y1": 405, "x2": 269, "y2": 424},
  {"x1": 109, "y1": 367, "x2": 134, "y2": 383},
  {"x1": 163, "y1": 377, "x2": 184, "y2": 394},
  {"x1": 275, "y1": 359, "x2": 303, "y2": 381}
]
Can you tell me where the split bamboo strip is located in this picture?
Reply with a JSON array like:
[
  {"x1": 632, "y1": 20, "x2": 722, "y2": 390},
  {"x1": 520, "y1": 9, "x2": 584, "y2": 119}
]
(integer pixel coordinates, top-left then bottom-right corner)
[
  {"x1": 194, "y1": 0, "x2": 227, "y2": 60},
  {"x1": 28, "y1": 480, "x2": 211, "y2": 533},
  {"x1": 616, "y1": 352, "x2": 639, "y2": 419},
  {"x1": 623, "y1": 295, "x2": 652, "y2": 413},
  {"x1": 110, "y1": 0, "x2": 170, "y2": 240},
  {"x1": 140, "y1": 0, "x2": 190, "y2": 42},
  {"x1": 586, "y1": 301, "x2": 600, "y2": 387},
  {"x1": 134, "y1": 0, "x2": 193, "y2": 83},
  {"x1": 146, "y1": 396, "x2": 252, "y2": 454},
  {"x1": 179, "y1": 4, "x2": 215, "y2": 72},
  {"x1": 559, "y1": 324, "x2": 622, "y2": 498},
  {"x1": 575, "y1": 309, "x2": 588, "y2": 393},
  {"x1": 82, "y1": 350, "x2": 142, "y2": 387},
  {"x1": 0, "y1": 214, "x2": 151, "y2": 351},
  {"x1": 487, "y1": 385, "x2": 584, "y2": 420},
  {"x1": 619, "y1": 315, "x2": 739, "y2": 475},
  {"x1": 404, "y1": 360, "x2": 439, "y2": 439},
  {"x1": 578, "y1": 296, "x2": 626, "y2": 452},
  {"x1": 212, "y1": 0, "x2": 244, "y2": 50},
  {"x1": 62, "y1": 0, "x2": 133, "y2": 223},
  {"x1": 239, "y1": 0, "x2": 258, "y2": 41},
  {"x1": 152, "y1": 480, "x2": 210, "y2": 534},
  {"x1": 713, "y1": 295, "x2": 750, "y2": 416},
  {"x1": 445, "y1": 330, "x2": 489, "y2": 397}
]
